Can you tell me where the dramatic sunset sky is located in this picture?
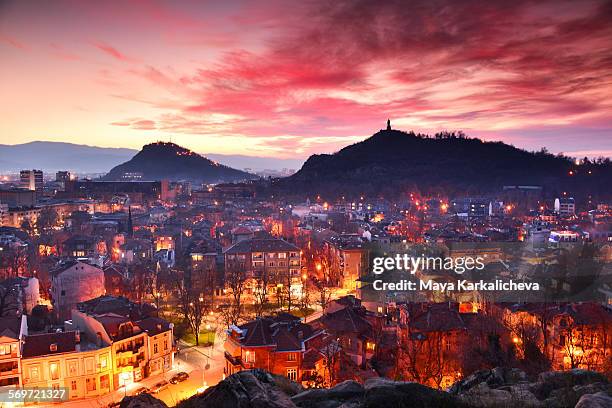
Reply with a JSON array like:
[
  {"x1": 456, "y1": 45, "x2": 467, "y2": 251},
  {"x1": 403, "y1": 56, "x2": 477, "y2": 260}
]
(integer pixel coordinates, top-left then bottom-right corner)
[{"x1": 1, "y1": 0, "x2": 611, "y2": 159}]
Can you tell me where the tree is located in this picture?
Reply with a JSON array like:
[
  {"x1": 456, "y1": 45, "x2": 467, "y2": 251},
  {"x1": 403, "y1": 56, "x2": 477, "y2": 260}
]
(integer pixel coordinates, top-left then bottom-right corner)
[
  {"x1": 321, "y1": 336, "x2": 342, "y2": 386},
  {"x1": 173, "y1": 271, "x2": 212, "y2": 346},
  {"x1": 0, "y1": 284, "x2": 19, "y2": 317},
  {"x1": 253, "y1": 273, "x2": 269, "y2": 317},
  {"x1": 225, "y1": 262, "x2": 247, "y2": 326},
  {"x1": 20, "y1": 219, "x2": 35, "y2": 236},
  {"x1": 312, "y1": 277, "x2": 333, "y2": 312},
  {"x1": 37, "y1": 208, "x2": 59, "y2": 232}
]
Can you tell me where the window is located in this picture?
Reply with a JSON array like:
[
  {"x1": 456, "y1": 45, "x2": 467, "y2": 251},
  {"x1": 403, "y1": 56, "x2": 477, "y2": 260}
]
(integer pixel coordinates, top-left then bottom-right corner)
[
  {"x1": 99, "y1": 355, "x2": 107, "y2": 370},
  {"x1": 154, "y1": 343, "x2": 158, "y2": 354},
  {"x1": 30, "y1": 366, "x2": 40, "y2": 380},
  {"x1": 100, "y1": 374, "x2": 109, "y2": 389},
  {"x1": 287, "y1": 368, "x2": 298, "y2": 381},
  {"x1": 85, "y1": 357, "x2": 94, "y2": 373},
  {"x1": 278, "y1": 253, "x2": 287, "y2": 259},
  {"x1": 67, "y1": 360, "x2": 78, "y2": 377},
  {"x1": 50, "y1": 361, "x2": 60, "y2": 380},
  {"x1": 86, "y1": 377, "x2": 96, "y2": 392},
  {"x1": 61, "y1": 290, "x2": 66, "y2": 296},
  {"x1": 71, "y1": 380, "x2": 77, "y2": 391},
  {"x1": 287, "y1": 353, "x2": 297, "y2": 362},
  {"x1": 164, "y1": 341, "x2": 168, "y2": 351},
  {"x1": 245, "y1": 350, "x2": 255, "y2": 363},
  {"x1": 366, "y1": 342, "x2": 376, "y2": 352}
]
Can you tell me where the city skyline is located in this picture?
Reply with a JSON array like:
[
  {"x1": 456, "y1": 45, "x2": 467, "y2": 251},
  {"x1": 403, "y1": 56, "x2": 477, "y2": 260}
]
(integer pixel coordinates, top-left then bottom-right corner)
[{"x1": 1, "y1": 0, "x2": 612, "y2": 159}]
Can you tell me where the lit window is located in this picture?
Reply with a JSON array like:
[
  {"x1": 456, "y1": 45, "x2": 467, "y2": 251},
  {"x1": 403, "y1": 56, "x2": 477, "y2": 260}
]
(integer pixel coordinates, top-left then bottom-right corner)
[
  {"x1": 245, "y1": 350, "x2": 255, "y2": 363},
  {"x1": 50, "y1": 361, "x2": 60, "y2": 380},
  {"x1": 287, "y1": 368, "x2": 298, "y2": 381}
]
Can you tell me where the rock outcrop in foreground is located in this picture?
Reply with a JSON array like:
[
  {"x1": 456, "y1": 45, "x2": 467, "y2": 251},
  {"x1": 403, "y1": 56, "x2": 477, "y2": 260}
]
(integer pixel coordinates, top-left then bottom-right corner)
[{"x1": 123, "y1": 368, "x2": 612, "y2": 408}]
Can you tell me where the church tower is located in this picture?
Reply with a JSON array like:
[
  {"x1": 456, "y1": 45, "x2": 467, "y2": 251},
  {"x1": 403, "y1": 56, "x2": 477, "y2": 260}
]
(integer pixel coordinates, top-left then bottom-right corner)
[{"x1": 386, "y1": 119, "x2": 391, "y2": 131}]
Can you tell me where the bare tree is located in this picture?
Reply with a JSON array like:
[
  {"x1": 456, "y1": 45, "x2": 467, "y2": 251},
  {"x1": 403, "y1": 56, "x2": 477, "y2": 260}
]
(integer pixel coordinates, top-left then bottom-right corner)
[
  {"x1": 253, "y1": 272, "x2": 269, "y2": 317},
  {"x1": 37, "y1": 208, "x2": 59, "y2": 233},
  {"x1": 321, "y1": 336, "x2": 342, "y2": 386},
  {"x1": 225, "y1": 262, "x2": 247, "y2": 325},
  {"x1": 0, "y1": 284, "x2": 19, "y2": 317},
  {"x1": 312, "y1": 277, "x2": 333, "y2": 312},
  {"x1": 173, "y1": 271, "x2": 211, "y2": 346}
]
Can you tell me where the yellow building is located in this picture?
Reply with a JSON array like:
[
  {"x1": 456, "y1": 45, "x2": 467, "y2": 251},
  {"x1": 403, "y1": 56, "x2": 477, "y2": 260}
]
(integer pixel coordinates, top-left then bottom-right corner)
[
  {"x1": 0, "y1": 316, "x2": 27, "y2": 390},
  {"x1": 21, "y1": 331, "x2": 113, "y2": 401}
]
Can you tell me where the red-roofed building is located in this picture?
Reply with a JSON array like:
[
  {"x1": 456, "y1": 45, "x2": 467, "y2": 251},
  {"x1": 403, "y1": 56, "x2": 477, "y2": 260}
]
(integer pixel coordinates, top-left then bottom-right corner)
[{"x1": 224, "y1": 313, "x2": 325, "y2": 385}]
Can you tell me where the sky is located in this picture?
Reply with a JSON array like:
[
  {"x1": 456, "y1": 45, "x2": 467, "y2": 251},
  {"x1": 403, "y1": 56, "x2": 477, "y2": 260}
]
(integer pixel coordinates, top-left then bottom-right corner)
[{"x1": 1, "y1": 0, "x2": 611, "y2": 160}]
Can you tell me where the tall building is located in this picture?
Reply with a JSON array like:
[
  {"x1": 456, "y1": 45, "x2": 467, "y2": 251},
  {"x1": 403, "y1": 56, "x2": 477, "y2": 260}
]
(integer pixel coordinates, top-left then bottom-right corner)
[
  {"x1": 20, "y1": 169, "x2": 43, "y2": 191},
  {"x1": 55, "y1": 171, "x2": 71, "y2": 183},
  {"x1": 554, "y1": 197, "x2": 576, "y2": 216}
]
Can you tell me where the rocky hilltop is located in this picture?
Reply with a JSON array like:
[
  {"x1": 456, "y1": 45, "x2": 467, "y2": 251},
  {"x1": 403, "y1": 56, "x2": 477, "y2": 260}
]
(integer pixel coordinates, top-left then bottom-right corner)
[{"x1": 123, "y1": 368, "x2": 612, "y2": 408}]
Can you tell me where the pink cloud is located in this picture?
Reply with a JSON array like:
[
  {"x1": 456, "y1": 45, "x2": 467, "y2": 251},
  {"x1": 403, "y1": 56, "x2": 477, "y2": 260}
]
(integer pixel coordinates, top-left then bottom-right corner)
[{"x1": 93, "y1": 41, "x2": 135, "y2": 62}]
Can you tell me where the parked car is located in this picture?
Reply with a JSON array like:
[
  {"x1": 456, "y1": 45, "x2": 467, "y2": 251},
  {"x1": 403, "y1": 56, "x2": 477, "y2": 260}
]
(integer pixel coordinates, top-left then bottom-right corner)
[
  {"x1": 170, "y1": 372, "x2": 189, "y2": 384},
  {"x1": 150, "y1": 380, "x2": 170, "y2": 394},
  {"x1": 130, "y1": 386, "x2": 149, "y2": 396}
]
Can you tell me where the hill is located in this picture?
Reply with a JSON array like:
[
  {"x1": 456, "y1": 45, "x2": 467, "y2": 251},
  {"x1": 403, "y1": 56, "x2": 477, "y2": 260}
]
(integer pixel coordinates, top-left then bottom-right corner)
[
  {"x1": 103, "y1": 142, "x2": 257, "y2": 183},
  {"x1": 0, "y1": 141, "x2": 136, "y2": 173},
  {"x1": 280, "y1": 128, "x2": 612, "y2": 199},
  {"x1": 0, "y1": 141, "x2": 303, "y2": 173}
]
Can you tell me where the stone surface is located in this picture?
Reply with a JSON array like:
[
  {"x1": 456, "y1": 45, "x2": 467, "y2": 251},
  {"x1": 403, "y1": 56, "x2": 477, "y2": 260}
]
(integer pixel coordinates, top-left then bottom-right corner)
[
  {"x1": 120, "y1": 393, "x2": 169, "y2": 408},
  {"x1": 166, "y1": 368, "x2": 612, "y2": 408},
  {"x1": 575, "y1": 392, "x2": 612, "y2": 408},
  {"x1": 178, "y1": 369, "x2": 302, "y2": 408}
]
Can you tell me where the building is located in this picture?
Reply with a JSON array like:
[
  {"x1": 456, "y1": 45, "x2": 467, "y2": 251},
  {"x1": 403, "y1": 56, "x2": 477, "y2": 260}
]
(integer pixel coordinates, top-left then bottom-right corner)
[
  {"x1": 0, "y1": 204, "x2": 7, "y2": 227},
  {"x1": 451, "y1": 198, "x2": 489, "y2": 219},
  {"x1": 56, "y1": 171, "x2": 72, "y2": 183},
  {"x1": 323, "y1": 236, "x2": 368, "y2": 290},
  {"x1": 224, "y1": 237, "x2": 301, "y2": 290},
  {"x1": 0, "y1": 189, "x2": 36, "y2": 208},
  {"x1": 224, "y1": 313, "x2": 325, "y2": 384},
  {"x1": 69, "y1": 296, "x2": 174, "y2": 388},
  {"x1": 21, "y1": 331, "x2": 113, "y2": 400},
  {"x1": 50, "y1": 261, "x2": 105, "y2": 321},
  {"x1": 0, "y1": 316, "x2": 27, "y2": 390},
  {"x1": 20, "y1": 170, "x2": 43, "y2": 192},
  {"x1": 4, "y1": 207, "x2": 40, "y2": 229},
  {"x1": 554, "y1": 197, "x2": 576, "y2": 217}
]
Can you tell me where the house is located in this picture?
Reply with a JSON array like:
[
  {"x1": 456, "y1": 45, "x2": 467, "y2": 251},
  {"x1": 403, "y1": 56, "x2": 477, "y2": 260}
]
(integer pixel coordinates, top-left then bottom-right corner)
[
  {"x1": 61, "y1": 235, "x2": 106, "y2": 259},
  {"x1": 0, "y1": 316, "x2": 27, "y2": 390},
  {"x1": 224, "y1": 313, "x2": 325, "y2": 385},
  {"x1": 318, "y1": 304, "x2": 376, "y2": 368},
  {"x1": 50, "y1": 261, "x2": 105, "y2": 321},
  {"x1": 21, "y1": 331, "x2": 113, "y2": 400},
  {"x1": 549, "y1": 303, "x2": 612, "y2": 371}
]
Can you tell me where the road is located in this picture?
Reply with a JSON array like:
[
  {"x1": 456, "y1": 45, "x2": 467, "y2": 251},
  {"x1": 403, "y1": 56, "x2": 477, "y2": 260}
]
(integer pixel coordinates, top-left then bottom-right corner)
[{"x1": 29, "y1": 338, "x2": 227, "y2": 408}]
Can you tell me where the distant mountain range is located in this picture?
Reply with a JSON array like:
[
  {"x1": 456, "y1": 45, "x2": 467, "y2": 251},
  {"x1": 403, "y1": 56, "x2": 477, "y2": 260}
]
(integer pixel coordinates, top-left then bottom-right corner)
[
  {"x1": 0, "y1": 141, "x2": 303, "y2": 173},
  {"x1": 103, "y1": 142, "x2": 256, "y2": 183},
  {"x1": 0, "y1": 141, "x2": 135, "y2": 174},
  {"x1": 280, "y1": 128, "x2": 612, "y2": 199}
]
